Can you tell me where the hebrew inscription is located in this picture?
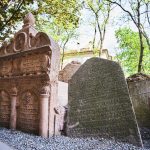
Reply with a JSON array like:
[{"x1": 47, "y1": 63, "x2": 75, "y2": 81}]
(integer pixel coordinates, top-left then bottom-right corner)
[
  {"x1": 0, "y1": 90, "x2": 11, "y2": 128},
  {"x1": 20, "y1": 54, "x2": 50, "y2": 74},
  {"x1": 68, "y1": 58, "x2": 142, "y2": 146},
  {"x1": 0, "y1": 54, "x2": 50, "y2": 77},
  {"x1": 17, "y1": 91, "x2": 39, "y2": 134}
]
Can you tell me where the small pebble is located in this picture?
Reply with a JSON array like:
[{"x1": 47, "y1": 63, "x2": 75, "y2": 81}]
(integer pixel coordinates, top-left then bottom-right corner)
[{"x1": 0, "y1": 127, "x2": 149, "y2": 150}]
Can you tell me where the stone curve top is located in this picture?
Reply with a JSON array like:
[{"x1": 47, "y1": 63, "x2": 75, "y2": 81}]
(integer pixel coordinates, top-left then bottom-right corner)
[
  {"x1": 0, "y1": 12, "x2": 59, "y2": 57},
  {"x1": 69, "y1": 57, "x2": 121, "y2": 81}
]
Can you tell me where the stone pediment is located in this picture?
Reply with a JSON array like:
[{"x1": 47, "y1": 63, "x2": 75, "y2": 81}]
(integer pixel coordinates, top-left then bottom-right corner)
[
  {"x1": 0, "y1": 13, "x2": 51, "y2": 57},
  {"x1": 0, "y1": 13, "x2": 60, "y2": 78}
]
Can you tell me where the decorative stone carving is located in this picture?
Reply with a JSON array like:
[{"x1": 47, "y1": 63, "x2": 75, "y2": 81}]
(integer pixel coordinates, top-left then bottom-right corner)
[
  {"x1": 35, "y1": 32, "x2": 51, "y2": 47},
  {"x1": 40, "y1": 86, "x2": 50, "y2": 96},
  {"x1": 0, "y1": 42, "x2": 7, "y2": 55},
  {"x1": 0, "y1": 60, "x2": 12, "y2": 76},
  {"x1": 10, "y1": 87, "x2": 18, "y2": 96},
  {"x1": 23, "y1": 12, "x2": 35, "y2": 27},
  {"x1": 6, "y1": 40, "x2": 14, "y2": 54},
  {"x1": 30, "y1": 32, "x2": 51, "y2": 48},
  {"x1": 22, "y1": 91, "x2": 32, "y2": 104},
  {"x1": 0, "y1": 13, "x2": 52, "y2": 56},
  {"x1": 14, "y1": 32, "x2": 27, "y2": 52}
]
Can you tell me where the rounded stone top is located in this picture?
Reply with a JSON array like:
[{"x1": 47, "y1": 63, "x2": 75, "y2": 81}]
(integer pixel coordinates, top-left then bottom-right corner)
[{"x1": 23, "y1": 12, "x2": 35, "y2": 26}]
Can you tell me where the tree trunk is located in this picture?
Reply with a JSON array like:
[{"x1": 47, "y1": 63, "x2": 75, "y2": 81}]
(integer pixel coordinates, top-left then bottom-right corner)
[
  {"x1": 141, "y1": 31, "x2": 150, "y2": 51},
  {"x1": 61, "y1": 38, "x2": 69, "y2": 69},
  {"x1": 137, "y1": 0, "x2": 144, "y2": 73},
  {"x1": 92, "y1": 24, "x2": 97, "y2": 53},
  {"x1": 61, "y1": 48, "x2": 65, "y2": 70},
  {"x1": 138, "y1": 29, "x2": 144, "y2": 72},
  {"x1": 146, "y1": 3, "x2": 150, "y2": 26},
  {"x1": 99, "y1": 39, "x2": 103, "y2": 57},
  {"x1": 96, "y1": 17, "x2": 103, "y2": 57}
]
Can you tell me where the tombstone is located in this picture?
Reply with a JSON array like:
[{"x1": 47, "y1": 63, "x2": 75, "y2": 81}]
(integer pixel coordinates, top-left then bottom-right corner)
[
  {"x1": 127, "y1": 73, "x2": 150, "y2": 128},
  {"x1": 0, "y1": 13, "x2": 60, "y2": 137},
  {"x1": 67, "y1": 57, "x2": 143, "y2": 147},
  {"x1": 59, "y1": 61, "x2": 81, "y2": 83}
]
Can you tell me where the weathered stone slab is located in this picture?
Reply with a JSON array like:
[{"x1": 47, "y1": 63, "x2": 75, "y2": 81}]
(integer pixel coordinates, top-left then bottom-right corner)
[
  {"x1": 127, "y1": 75, "x2": 150, "y2": 129},
  {"x1": 59, "y1": 61, "x2": 81, "y2": 83},
  {"x1": 67, "y1": 57, "x2": 143, "y2": 146}
]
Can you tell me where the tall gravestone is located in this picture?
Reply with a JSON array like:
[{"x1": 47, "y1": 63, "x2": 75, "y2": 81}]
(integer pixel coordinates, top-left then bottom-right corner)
[{"x1": 67, "y1": 58, "x2": 143, "y2": 146}]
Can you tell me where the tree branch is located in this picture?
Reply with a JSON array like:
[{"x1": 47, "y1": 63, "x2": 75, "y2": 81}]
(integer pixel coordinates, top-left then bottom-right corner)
[
  {"x1": 0, "y1": 0, "x2": 24, "y2": 32},
  {"x1": 107, "y1": 0, "x2": 138, "y2": 28},
  {"x1": 146, "y1": 3, "x2": 150, "y2": 26}
]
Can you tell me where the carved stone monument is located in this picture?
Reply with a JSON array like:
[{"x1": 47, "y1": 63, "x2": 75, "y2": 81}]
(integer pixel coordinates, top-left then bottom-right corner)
[
  {"x1": 0, "y1": 13, "x2": 60, "y2": 137},
  {"x1": 67, "y1": 58, "x2": 143, "y2": 146}
]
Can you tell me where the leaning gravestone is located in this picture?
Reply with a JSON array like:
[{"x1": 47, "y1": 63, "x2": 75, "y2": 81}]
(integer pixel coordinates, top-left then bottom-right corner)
[{"x1": 67, "y1": 58, "x2": 143, "y2": 147}]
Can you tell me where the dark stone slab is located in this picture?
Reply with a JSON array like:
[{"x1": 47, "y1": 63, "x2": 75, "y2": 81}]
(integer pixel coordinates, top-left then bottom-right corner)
[{"x1": 67, "y1": 57, "x2": 143, "y2": 147}]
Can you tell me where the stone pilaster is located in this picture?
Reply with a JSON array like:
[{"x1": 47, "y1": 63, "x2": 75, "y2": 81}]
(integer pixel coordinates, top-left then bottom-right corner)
[
  {"x1": 39, "y1": 86, "x2": 50, "y2": 138},
  {"x1": 10, "y1": 87, "x2": 17, "y2": 130}
]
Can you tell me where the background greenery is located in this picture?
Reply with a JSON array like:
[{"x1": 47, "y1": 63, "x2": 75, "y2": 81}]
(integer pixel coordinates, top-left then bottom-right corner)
[{"x1": 0, "y1": 0, "x2": 149, "y2": 76}]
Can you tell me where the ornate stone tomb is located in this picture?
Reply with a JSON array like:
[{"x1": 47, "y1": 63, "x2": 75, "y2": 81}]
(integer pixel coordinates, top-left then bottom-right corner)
[
  {"x1": 0, "y1": 13, "x2": 60, "y2": 137},
  {"x1": 67, "y1": 58, "x2": 143, "y2": 146}
]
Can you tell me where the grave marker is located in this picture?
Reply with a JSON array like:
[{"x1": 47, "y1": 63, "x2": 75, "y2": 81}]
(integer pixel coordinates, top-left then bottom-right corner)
[{"x1": 67, "y1": 57, "x2": 143, "y2": 146}]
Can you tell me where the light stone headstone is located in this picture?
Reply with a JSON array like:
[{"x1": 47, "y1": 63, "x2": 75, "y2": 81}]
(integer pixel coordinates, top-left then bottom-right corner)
[{"x1": 67, "y1": 57, "x2": 143, "y2": 147}]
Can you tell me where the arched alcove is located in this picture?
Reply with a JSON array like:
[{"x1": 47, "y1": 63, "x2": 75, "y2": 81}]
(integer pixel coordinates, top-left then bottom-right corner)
[{"x1": 17, "y1": 90, "x2": 39, "y2": 134}]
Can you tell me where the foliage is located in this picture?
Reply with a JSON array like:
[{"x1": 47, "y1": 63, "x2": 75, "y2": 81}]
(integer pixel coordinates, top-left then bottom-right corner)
[
  {"x1": 35, "y1": 13, "x2": 79, "y2": 47},
  {"x1": 106, "y1": 0, "x2": 150, "y2": 47},
  {"x1": 83, "y1": 0, "x2": 112, "y2": 55},
  {"x1": 106, "y1": 0, "x2": 150, "y2": 72},
  {"x1": 37, "y1": 0, "x2": 81, "y2": 28},
  {"x1": 0, "y1": 0, "x2": 35, "y2": 42},
  {"x1": 115, "y1": 27, "x2": 150, "y2": 76},
  {"x1": 35, "y1": 0, "x2": 81, "y2": 68},
  {"x1": 0, "y1": 0, "x2": 81, "y2": 44}
]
